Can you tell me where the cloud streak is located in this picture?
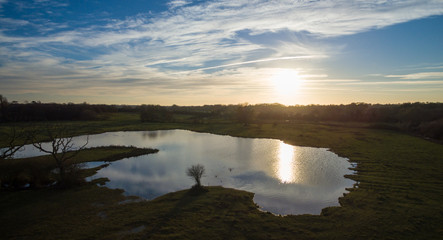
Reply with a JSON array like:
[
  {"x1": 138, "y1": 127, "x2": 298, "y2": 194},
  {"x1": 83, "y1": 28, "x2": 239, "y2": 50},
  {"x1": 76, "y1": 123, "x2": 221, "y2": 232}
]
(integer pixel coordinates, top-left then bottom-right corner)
[
  {"x1": 385, "y1": 72, "x2": 443, "y2": 80},
  {"x1": 3, "y1": 1, "x2": 442, "y2": 67},
  {"x1": 0, "y1": 0, "x2": 443, "y2": 104},
  {"x1": 179, "y1": 55, "x2": 328, "y2": 73}
]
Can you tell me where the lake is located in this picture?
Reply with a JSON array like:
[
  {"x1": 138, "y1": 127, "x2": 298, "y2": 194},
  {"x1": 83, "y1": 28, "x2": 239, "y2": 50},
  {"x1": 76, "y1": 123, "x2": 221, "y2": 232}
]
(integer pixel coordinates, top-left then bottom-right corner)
[{"x1": 14, "y1": 130, "x2": 355, "y2": 215}]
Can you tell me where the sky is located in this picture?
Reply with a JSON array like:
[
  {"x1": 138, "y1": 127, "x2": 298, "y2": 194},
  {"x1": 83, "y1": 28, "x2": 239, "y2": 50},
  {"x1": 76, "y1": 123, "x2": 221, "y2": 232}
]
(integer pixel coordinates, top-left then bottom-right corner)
[{"x1": 0, "y1": 0, "x2": 442, "y2": 106}]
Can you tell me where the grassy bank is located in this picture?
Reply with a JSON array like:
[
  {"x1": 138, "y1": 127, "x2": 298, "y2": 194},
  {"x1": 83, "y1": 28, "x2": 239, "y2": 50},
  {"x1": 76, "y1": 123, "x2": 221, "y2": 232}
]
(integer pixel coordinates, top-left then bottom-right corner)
[
  {"x1": 1, "y1": 113, "x2": 442, "y2": 239},
  {"x1": 0, "y1": 146, "x2": 158, "y2": 189}
]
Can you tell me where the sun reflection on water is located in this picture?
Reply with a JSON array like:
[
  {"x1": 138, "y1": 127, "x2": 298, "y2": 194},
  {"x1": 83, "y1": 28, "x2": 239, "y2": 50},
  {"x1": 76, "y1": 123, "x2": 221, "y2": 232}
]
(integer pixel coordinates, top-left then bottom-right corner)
[{"x1": 277, "y1": 142, "x2": 296, "y2": 183}]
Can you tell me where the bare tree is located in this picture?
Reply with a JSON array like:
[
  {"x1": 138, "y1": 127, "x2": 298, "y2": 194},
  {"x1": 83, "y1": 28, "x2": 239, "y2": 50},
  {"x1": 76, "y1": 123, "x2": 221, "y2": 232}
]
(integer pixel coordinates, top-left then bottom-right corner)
[
  {"x1": 0, "y1": 126, "x2": 27, "y2": 160},
  {"x1": 186, "y1": 164, "x2": 205, "y2": 187},
  {"x1": 1, "y1": 126, "x2": 29, "y2": 189},
  {"x1": 31, "y1": 125, "x2": 88, "y2": 186}
]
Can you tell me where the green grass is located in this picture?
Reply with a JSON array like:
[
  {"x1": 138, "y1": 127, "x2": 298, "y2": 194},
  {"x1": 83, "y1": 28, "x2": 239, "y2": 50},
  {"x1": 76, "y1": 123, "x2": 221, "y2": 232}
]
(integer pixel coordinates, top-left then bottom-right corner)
[
  {"x1": 0, "y1": 146, "x2": 159, "y2": 189},
  {"x1": 1, "y1": 113, "x2": 442, "y2": 239}
]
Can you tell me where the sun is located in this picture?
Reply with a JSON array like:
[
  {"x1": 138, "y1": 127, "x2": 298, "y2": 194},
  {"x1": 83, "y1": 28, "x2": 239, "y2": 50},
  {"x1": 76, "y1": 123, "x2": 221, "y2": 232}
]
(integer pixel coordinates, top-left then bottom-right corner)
[{"x1": 270, "y1": 69, "x2": 304, "y2": 96}]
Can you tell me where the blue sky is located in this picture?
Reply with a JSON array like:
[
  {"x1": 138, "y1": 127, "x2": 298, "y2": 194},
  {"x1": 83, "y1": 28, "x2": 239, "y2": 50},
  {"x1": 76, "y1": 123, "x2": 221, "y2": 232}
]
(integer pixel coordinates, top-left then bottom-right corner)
[{"x1": 0, "y1": 0, "x2": 442, "y2": 105}]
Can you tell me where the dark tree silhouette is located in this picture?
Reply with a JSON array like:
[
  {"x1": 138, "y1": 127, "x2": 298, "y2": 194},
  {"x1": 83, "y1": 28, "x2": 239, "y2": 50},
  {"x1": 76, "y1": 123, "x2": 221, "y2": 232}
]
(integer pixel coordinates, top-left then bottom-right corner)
[
  {"x1": 1, "y1": 126, "x2": 29, "y2": 189},
  {"x1": 0, "y1": 126, "x2": 27, "y2": 160},
  {"x1": 0, "y1": 95, "x2": 8, "y2": 122},
  {"x1": 140, "y1": 105, "x2": 173, "y2": 122},
  {"x1": 186, "y1": 164, "x2": 205, "y2": 187},
  {"x1": 31, "y1": 125, "x2": 89, "y2": 187},
  {"x1": 236, "y1": 104, "x2": 255, "y2": 126}
]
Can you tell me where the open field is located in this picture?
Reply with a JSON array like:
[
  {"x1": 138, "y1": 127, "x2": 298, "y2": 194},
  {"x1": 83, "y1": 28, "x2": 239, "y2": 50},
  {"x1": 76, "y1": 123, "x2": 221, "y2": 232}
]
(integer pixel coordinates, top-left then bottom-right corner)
[{"x1": 1, "y1": 112, "x2": 442, "y2": 239}]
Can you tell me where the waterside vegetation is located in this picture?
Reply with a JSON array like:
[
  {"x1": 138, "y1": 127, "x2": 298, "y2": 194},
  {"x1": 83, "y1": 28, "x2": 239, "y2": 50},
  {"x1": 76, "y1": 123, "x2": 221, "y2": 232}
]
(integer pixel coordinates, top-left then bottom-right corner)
[
  {"x1": 0, "y1": 146, "x2": 158, "y2": 190},
  {"x1": 0, "y1": 107, "x2": 442, "y2": 239}
]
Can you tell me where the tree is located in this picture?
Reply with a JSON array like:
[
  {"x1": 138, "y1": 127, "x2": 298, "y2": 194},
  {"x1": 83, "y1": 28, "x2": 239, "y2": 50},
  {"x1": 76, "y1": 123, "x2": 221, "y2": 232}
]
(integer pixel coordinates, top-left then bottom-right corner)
[
  {"x1": 140, "y1": 105, "x2": 173, "y2": 122},
  {"x1": 186, "y1": 164, "x2": 205, "y2": 187},
  {"x1": 0, "y1": 126, "x2": 27, "y2": 160},
  {"x1": 236, "y1": 104, "x2": 255, "y2": 126},
  {"x1": 0, "y1": 94, "x2": 8, "y2": 122},
  {"x1": 31, "y1": 125, "x2": 89, "y2": 187},
  {"x1": 1, "y1": 126, "x2": 29, "y2": 189}
]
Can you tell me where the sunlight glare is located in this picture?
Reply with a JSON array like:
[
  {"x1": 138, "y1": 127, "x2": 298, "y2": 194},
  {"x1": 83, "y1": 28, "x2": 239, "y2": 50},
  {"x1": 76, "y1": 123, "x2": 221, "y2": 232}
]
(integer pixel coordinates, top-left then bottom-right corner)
[
  {"x1": 277, "y1": 142, "x2": 295, "y2": 183},
  {"x1": 270, "y1": 69, "x2": 304, "y2": 96}
]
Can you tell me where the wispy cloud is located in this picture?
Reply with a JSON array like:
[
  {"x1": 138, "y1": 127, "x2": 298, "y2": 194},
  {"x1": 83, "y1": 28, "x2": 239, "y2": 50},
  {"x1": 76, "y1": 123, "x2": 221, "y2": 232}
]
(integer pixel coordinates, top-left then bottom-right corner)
[
  {"x1": 1, "y1": 0, "x2": 443, "y2": 104},
  {"x1": 4, "y1": 0, "x2": 442, "y2": 68},
  {"x1": 179, "y1": 55, "x2": 328, "y2": 73},
  {"x1": 385, "y1": 72, "x2": 443, "y2": 79},
  {"x1": 341, "y1": 80, "x2": 443, "y2": 86},
  {"x1": 168, "y1": 0, "x2": 192, "y2": 10}
]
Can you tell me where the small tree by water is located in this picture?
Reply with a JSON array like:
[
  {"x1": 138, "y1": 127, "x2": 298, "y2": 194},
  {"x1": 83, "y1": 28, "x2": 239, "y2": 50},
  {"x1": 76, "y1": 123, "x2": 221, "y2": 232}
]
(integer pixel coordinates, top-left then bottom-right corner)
[
  {"x1": 31, "y1": 125, "x2": 89, "y2": 188},
  {"x1": 0, "y1": 126, "x2": 28, "y2": 161},
  {"x1": 186, "y1": 164, "x2": 205, "y2": 187}
]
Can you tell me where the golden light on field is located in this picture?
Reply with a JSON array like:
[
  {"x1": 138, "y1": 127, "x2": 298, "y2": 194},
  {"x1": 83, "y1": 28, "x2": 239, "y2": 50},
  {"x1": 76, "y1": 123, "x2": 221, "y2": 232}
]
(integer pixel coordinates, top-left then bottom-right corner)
[{"x1": 270, "y1": 69, "x2": 304, "y2": 96}]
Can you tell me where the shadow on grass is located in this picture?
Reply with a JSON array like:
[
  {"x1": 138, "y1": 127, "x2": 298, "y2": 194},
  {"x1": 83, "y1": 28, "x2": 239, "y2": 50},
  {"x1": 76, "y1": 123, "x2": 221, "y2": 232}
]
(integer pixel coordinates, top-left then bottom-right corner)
[{"x1": 144, "y1": 186, "x2": 209, "y2": 238}]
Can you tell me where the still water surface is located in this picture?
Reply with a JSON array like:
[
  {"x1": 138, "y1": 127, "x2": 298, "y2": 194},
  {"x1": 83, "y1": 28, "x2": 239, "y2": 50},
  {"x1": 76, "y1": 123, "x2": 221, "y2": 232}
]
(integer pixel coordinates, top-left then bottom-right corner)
[{"x1": 15, "y1": 130, "x2": 355, "y2": 215}]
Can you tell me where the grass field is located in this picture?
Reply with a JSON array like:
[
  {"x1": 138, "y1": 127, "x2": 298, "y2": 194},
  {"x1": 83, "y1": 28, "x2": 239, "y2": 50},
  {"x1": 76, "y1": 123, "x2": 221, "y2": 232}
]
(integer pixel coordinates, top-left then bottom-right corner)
[{"x1": 1, "y1": 112, "x2": 442, "y2": 239}]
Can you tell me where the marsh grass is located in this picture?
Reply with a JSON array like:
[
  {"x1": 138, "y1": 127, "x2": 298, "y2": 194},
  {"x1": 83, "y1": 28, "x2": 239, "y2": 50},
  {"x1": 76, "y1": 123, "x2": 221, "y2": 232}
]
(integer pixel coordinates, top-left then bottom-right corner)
[{"x1": 0, "y1": 113, "x2": 442, "y2": 239}]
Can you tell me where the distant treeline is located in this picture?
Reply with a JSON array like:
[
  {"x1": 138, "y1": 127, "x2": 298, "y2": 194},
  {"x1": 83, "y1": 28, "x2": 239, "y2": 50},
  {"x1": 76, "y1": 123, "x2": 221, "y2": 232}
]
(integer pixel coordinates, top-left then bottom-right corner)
[
  {"x1": 0, "y1": 95, "x2": 137, "y2": 122},
  {"x1": 1, "y1": 94, "x2": 442, "y2": 140},
  {"x1": 251, "y1": 103, "x2": 443, "y2": 140},
  {"x1": 142, "y1": 103, "x2": 443, "y2": 140}
]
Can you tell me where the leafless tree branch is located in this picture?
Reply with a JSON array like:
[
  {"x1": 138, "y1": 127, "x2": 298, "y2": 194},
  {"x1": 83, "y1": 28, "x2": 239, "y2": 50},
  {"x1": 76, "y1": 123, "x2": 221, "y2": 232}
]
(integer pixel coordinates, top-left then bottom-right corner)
[
  {"x1": 1, "y1": 126, "x2": 28, "y2": 160},
  {"x1": 30, "y1": 124, "x2": 89, "y2": 186}
]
